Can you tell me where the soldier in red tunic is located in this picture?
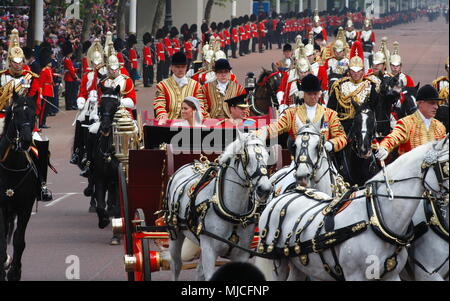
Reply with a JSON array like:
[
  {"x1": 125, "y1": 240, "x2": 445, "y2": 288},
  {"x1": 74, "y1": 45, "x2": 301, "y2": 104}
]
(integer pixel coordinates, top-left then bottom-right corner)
[{"x1": 142, "y1": 32, "x2": 154, "y2": 87}]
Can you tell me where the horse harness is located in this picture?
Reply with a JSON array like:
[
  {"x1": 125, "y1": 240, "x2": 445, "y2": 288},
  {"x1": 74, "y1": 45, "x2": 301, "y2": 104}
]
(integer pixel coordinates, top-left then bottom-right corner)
[{"x1": 165, "y1": 142, "x2": 269, "y2": 256}]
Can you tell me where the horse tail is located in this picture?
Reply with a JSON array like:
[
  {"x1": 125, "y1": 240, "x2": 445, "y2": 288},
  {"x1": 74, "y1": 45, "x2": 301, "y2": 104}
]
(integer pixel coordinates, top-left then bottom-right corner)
[{"x1": 6, "y1": 209, "x2": 16, "y2": 245}]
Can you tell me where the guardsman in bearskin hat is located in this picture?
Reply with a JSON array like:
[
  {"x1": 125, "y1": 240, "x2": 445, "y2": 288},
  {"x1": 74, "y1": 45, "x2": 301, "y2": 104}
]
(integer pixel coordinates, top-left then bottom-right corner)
[
  {"x1": 112, "y1": 37, "x2": 129, "y2": 76},
  {"x1": 389, "y1": 41, "x2": 414, "y2": 88},
  {"x1": 155, "y1": 29, "x2": 166, "y2": 83},
  {"x1": 0, "y1": 29, "x2": 53, "y2": 202},
  {"x1": 328, "y1": 40, "x2": 379, "y2": 134},
  {"x1": 243, "y1": 15, "x2": 251, "y2": 55},
  {"x1": 258, "y1": 13, "x2": 268, "y2": 53},
  {"x1": 125, "y1": 34, "x2": 139, "y2": 86},
  {"x1": 375, "y1": 85, "x2": 447, "y2": 160},
  {"x1": 38, "y1": 47, "x2": 54, "y2": 129},
  {"x1": 358, "y1": 18, "x2": 375, "y2": 72},
  {"x1": 183, "y1": 31, "x2": 194, "y2": 69},
  {"x1": 142, "y1": 32, "x2": 154, "y2": 87},
  {"x1": 170, "y1": 26, "x2": 181, "y2": 55},
  {"x1": 154, "y1": 52, "x2": 207, "y2": 125},
  {"x1": 238, "y1": 17, "x2": 246, "y2": 56},
  {"x1": 215, "y1": 94, "x2": 255, "y2": 127},
  {"x1": 22, "y1": 46, "x2": 41, "y2": 75},
  {"x1": 222, "y1": 21, "x2": 231, "y2": 57},
  {"x1": 250, "y1": 14, "x2": 259, "y2": 53},
  {"x1": 62, "y1": 39, "x2": 79, "y2": 110},
  {"x1": 256, "y1": 74, "x2": 347, "y2": 155},
  {"x1": 81, "y1": 40, "x2": 92, "y2": 75},
  {"x1": 203, "y1": 58, "x2": 246, "y2": 119},
  {"x1": 277, "y1": 43, "x2": 312, "y2": 110},
  {"x1": 216, "y1": 22, "x2": 225, "y2": 53},
  {"x1": 230, "y1": 18, "x2": 239, "y2": 58}
]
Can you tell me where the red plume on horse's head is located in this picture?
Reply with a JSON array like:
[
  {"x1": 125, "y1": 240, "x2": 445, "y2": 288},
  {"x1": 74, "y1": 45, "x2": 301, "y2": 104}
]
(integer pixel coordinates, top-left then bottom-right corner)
[{"x1": 349, "y1": 40, "x2": 364, "y2": 72}]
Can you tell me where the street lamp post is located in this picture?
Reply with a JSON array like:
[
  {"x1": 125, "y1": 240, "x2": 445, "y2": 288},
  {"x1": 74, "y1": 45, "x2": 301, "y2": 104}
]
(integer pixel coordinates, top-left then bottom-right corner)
[
  {"x1": 165, "y1": 0, "x2": 172, "y2": 28},
  {"x1": 34, "y1": 0, "x2": 44, "y2": 45}
]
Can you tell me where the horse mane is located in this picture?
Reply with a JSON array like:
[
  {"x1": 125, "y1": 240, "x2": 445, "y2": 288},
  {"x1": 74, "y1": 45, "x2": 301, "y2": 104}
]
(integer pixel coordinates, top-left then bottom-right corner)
[{"x1": 257, "y1": 68, "x2": 271, "y2": 84}]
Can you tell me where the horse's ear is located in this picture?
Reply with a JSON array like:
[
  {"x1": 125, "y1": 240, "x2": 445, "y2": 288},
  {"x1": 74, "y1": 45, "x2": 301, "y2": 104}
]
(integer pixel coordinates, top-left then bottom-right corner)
[{"x1": 435, "y1": 134, "x2": 449, "y2": 151}]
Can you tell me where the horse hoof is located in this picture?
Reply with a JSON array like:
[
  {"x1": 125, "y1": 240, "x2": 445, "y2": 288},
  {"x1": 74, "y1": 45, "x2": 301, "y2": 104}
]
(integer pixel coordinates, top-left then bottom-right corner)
[
  {"x1": 7, "y1": 269, "x2": 21, "y2": 281},
  {"x1": 84, "y1": 186, "x2": 93, "y2": 197},
  {"x1": 88, "y1": 205, "x2": 96, "y2": 213},
  {"x1": 109, "y1": 237, "x2": 121, "y2": 245},
  {"x1": 99, "y1": 218, "x2": 110, "y2": 229}
]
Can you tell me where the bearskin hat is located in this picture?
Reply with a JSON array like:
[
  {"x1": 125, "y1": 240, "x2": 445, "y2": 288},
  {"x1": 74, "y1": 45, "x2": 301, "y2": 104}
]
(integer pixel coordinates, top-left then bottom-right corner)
[
  {"x1": 210, "y1": 22, "x2": 217, "y2": 31},
  {"x1": 271, "y1": 11, "x2": 277, "y2": 19},
  {"x1": 180, "y1": 23, "x2": 189, "y2": 36},
  {"x1": 231, "y1": 18, "x2": 237, "y2": 27},
  {"x1": 155, "y1": 29, "x2": 164, "y2": 40},
  {"x1": 201, "y1": 23, "x2": 209, "y2": 34},
  {"x1": 61, "y1": 40, "x2": 73, "y2": 57},
  {"x1": 224, "y1": 20, "x2": 231, "y2": 29},
  {"x1": 162, "y1": 26, "x2": 170, "y2": 37},
  {"x1": 127, "y1": 34, "x2": 137, "y2": 48},
  {"x1": 184, "y1": 31, "x2": 192, "y2": 41},
  {"x1": 170, "y1": 26, "x2": 179, "y2": 38},
  {"x1": 113, "y1": 38, "x2": 124, "y2": 52},
  {"x1": 190, "y1": 24, "x2": 198, "y2": 34},
  {"x1": 143, "y1": 32, "x2": 152, "y2": 45},
  {"x1": 217, "y1": 22, "x2": 223, "y2": 32},
  {"x1": 22, "y1": 46, "x2": 33, "y2": 60},
  {"x1": 39, "y1": 47, "x2": 53, "y2": 67},
  {"x1": 238, "y1": 16, "x2": 244, "y2": 25},
  {"x1": 250, "y1": 14, "x2": 257, "y2": 22},
  {"x1": 244, "y1": 15, "x2": 249, "y2": 23}
]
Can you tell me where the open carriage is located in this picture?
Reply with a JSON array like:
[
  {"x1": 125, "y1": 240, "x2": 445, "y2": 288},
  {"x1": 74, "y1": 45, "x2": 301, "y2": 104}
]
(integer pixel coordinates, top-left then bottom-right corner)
[{"x1": 111, "y1": 110, "x2": 293, "y2": 281}]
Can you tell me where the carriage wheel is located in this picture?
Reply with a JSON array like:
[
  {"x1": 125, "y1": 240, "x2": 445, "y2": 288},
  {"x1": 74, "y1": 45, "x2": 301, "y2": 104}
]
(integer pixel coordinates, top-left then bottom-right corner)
[
  {"x1": 133, "y1": 209, "x2": 152, "y2": 281},
  {"x1": 117, "y1": 163, "x2": 134, "y2": 281},
  {"x1": 141, "y1": 238, "x2": 152, "y2": 281}
]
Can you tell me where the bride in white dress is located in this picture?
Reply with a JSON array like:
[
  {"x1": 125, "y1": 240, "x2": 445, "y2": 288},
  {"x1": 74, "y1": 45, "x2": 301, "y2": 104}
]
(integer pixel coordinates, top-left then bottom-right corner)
[{"x1": 172, "y1": 96, "x2": 205, "y2": 127}]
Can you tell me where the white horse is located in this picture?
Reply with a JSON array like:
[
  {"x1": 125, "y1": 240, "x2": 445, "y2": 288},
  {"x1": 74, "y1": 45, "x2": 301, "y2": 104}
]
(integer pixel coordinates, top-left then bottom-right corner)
[
  {"x1": 269, "y1": 117, "x2": 338, "y2": 198},
  {"x1": 401, "y1": 194, "x2": 449, "y2": 281},
  {"x1": 165, "y1": 132, "x2": 272, "y2": 281},
  {"x1": 257, "y1": 137, "x2": 448, "y2": 281}
]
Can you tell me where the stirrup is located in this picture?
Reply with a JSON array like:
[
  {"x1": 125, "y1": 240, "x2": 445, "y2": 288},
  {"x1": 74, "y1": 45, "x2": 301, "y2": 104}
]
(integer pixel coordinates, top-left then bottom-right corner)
[
  {"x1": 39, "y1": 184, "x2": 53, "y2": 202},
  {"x1": 70, "y1": 152, "x2": 79, "y2": 165},
  {"x1": 80, "y1": 161, "x2": 91, "y2": 178}
]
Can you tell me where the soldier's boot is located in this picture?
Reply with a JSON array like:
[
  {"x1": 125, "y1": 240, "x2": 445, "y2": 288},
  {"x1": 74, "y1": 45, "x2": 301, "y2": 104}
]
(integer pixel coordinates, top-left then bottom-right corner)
[{"x1": 70, "y1": 121, "x2": 83, "y2": 165}]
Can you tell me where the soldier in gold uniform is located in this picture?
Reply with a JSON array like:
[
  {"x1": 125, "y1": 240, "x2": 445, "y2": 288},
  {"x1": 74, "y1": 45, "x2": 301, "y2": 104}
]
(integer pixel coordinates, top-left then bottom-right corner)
[
  {"x1": 257, "y1": 74, "x2": 347, "y2": 153},
  {"x1": 153, "y1": 52, "x2": 207, "y2": 125},
  {"x1": 375, "y1": 85, "x2": 446, "y2": 161},
  {"x1": 203, "y1": 59, "x2": 246, "y2": 119}
]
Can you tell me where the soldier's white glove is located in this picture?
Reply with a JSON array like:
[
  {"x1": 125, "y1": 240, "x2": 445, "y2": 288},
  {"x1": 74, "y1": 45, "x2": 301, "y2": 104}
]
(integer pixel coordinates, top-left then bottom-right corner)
[
  {"x1": 324, "y1": 141, "x2": 333, "y2": 152},
  {"x1": 76, "y1": 97, "x2": 86, "y2": 110},
  {"x1": 276, "y1": 91, "x2": 284, "y2": 104},
  {"x1": 278, "y1": 104, "x2": 288, "y2": 114},
  {"x1": 88, "y1": 96, "x2": 97, "y2": 104},
  {"x1": 375, "y1": 147, "x2": 388, "y2": 161},
  {"x1": 120, "y1": 97, "x2": 135, "y2": 109}
]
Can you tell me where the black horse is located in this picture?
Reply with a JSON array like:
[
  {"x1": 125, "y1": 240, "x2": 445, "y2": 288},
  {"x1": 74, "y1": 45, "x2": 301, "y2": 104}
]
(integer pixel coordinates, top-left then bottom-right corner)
[
  {"x1": 91, "y1": 86, "x2": 121, "y2": 245},
  {"x1": 249, "y1": 66, "x2": 282, "y2": 116},
  {"x1": 0, "y1": 92, "x2": 39, "y2": 281},
  {"x1": 377, "y1": 75, "x2": 418, "y2": 137}
]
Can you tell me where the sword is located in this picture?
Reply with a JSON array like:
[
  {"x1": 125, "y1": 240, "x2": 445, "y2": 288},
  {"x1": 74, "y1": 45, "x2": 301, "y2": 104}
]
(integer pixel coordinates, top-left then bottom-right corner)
[
  {"x1": 41, "y1": 97, "x2": 67, "y2": 115},
  {"x1": 371, "y1": 139, "x2": 394, "y2": 200}
]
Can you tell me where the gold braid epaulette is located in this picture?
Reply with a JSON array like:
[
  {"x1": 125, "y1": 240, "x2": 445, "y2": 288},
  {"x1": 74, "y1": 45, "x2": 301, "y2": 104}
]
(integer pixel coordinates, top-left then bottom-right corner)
[{"x1": 23, "y1": 70, "x2": 39, "y2": 78}]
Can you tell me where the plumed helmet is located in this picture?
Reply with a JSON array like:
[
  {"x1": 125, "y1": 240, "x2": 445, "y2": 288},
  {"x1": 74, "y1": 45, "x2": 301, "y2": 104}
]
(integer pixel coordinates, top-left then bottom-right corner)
[
  {"x1": 349, "y1": 40, "x2": 364, "y2": 72},
  {"x1": 364, "y1": 18, "x2": 372, "y2": 28},
  {"x1": 214, "y1": 50, "x2": 227, "y2": 61},
  {"x1": 333, "y1": 39, "x2": 345, "y2": 53},
  {"x1": 390, "y1": 41, "x2": 401, "y2": 66},
  {"x1": 104, "y1": 31, "x2": 113, "y2": 54},
  {"x1": 296, "y1": 57, "x2": 311, "y2": 73},
  {"x1": 313, "y1": 15, "x2": 320, "y2": 23},
  {"x1": 372, "y1": 51, "x2": 385, "y2": 65},
  {"x1": 346, "y1": 20, "x2": 353, "y2": 28},
  {"x1": 87, "y1": 38, "x2": 104, "y2": 66},
  {"x1": 106, "y1": 42, "x2": 120, "y2": 71},
  {"x1": 7, "y1": 29, "x2": 24, "y2": 64},
  {"x1": 82, "y1": 40, "x2": 92, "y2": 54},
  {"x1": 304, "y1": 44, "x2": 314, "y2": 57},
  {"x1": 143, "y1": 32, "x2": 152, "y2": 45},
  {"x1": 204, "y1": 49, "x2": 214, "y2": 64}
]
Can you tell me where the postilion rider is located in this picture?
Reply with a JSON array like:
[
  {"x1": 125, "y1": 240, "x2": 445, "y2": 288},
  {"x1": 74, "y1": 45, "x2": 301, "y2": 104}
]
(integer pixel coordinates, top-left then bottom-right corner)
[
  {"x1": 255, "y1": 74, "x2": 347, "y2": 155},
  {"x1": 375, "y1": 85, "x2": 447, "y2": 161}
]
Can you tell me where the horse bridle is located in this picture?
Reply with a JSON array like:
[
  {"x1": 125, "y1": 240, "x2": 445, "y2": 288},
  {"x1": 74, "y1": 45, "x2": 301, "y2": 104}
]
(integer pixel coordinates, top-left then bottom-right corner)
[
  {"x1": 5, "y1": 102, "x2": 33, "y2": 152},
  {"x1": 256, "y1": 72, "x2": 280, "y2": 108},
  {"x1": 293, "y1": 129, "x2": 328, "y2": 182},
  {"x1": 420, "y1": 144, "x2": 449, "y2": 201}
]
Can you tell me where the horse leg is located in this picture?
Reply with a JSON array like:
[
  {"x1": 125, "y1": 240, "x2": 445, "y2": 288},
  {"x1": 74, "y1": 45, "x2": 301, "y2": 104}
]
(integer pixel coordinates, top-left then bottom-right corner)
[
  {"x1": 168, "y1": 232, "x2": 185, "y2": 281},
  {"x1": 198, "y1": 239, "x2": 219, "y2": 281},
  {"x1": 7, "y1": 208, "x2": 32, "y2": 281},
  {"x1": 95, "y1": 179, "x2": 110, "y2": 229},
  {"x1": 0, "y1": 208, "x2": 7, "y2": 281},
  {"x1": 287, "y1": 263, "x2": 307, "y2": 281},
  {"x1": 195, "y1": 251, "x2": 206, "y2": 281},
  {"x1": 108, "y1": 183, "x2": 120, "y2": 245}
]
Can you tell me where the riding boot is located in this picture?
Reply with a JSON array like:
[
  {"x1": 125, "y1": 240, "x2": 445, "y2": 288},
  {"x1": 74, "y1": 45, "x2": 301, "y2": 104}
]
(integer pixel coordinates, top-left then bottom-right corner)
[
  {"x1": 33, "y1": 137, "x2": 53, "y2": 202},
  {"x1": 80, "y1": 133, "x2": 95, "y2": 178},
  {"x1": 70, "y1": 121, "x2": 83, "y2": 165}
]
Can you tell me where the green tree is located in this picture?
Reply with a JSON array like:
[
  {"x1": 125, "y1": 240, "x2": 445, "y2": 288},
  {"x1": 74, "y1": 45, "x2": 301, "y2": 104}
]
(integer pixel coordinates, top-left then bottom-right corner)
[
  {"x1": 151, "y1": 0, "x2": 165, "y2": 36},
  {"x1": 204, "y1": 0, "x2": 232, "y2": 25}
]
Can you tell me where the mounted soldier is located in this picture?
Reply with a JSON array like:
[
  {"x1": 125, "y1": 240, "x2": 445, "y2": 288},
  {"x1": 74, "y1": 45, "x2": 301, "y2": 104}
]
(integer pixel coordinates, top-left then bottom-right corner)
[
  {"x1": 0, "y1": 29, "x2": 52, "y2": 202},
  {"x1": 326, "y1": 28, "x2": 349, "y2": 90},
  {"x1": 389, "y1": 41, "x2": 415, "y2": 88},
  {"x1": 344, "y1": 20, "x2": 358, "y2": 48},
  {"x1": 359, "y1": 18, "x2": 375, "y2": 72}
]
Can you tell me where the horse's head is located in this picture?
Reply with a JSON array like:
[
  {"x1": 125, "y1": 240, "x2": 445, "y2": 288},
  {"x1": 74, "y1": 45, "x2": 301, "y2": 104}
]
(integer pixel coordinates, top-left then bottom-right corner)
[
  {"x1": 381, "y1": 75, "x2": 402, "y2": 105},
  {"x1": 253, "y1": 68, "x2": 282, "y2": 112},
  {"x1": 220, "y1": 131, "x2": 272, "y2": 199},
  {"x1": 99, "y1": 85, "x2": 121, "y2": 136},
  {"x1": 349, "y1": 101, "x2": 376, "y2": 159},
  {"x1": 422, "y1": 135, "x2": 449, "y2": 203},
  {"x1": 292, "y1": 116, "x2": 326, "y2": 187},
  {"x1": 2, "y1": 91, "x2": 36, "y2": 151}
]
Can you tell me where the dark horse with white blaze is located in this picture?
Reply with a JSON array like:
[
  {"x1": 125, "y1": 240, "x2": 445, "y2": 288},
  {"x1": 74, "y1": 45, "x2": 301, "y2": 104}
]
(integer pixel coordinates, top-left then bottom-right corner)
[
  {"x1": 0, "y1": 92, "x2": 39, "y2": 281},
  {"x1": 91, "y1": 85, "x2": 122, "y2": 244}
]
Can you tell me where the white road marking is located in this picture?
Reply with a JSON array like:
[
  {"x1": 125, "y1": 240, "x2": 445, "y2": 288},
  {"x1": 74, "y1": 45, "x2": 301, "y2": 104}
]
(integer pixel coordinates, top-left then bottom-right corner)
[{"x1": 45, "y1": 193, "x2": 78, "y2": 207}]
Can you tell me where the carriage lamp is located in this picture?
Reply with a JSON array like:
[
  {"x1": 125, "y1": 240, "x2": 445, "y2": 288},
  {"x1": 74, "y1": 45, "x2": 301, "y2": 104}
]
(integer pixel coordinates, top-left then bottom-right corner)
[
  {"x1": 245, "y1": 72, "x2": 256, "y2": 92},
  {"x1": 112, "y1": 105, "x2": 140, "y2": 180}
]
